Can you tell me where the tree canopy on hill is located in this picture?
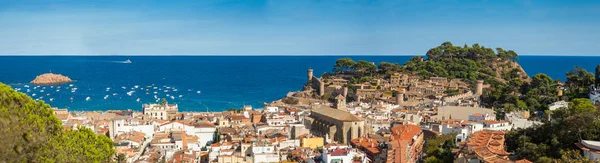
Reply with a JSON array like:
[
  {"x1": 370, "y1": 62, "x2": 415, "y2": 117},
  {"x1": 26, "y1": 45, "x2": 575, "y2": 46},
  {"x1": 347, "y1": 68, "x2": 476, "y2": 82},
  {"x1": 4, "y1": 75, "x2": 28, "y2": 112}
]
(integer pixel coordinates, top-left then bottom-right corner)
[
  {"x1": 0, "y1": 83, "x2": 114, "y2": 162},
  {"x1": 401, "y1": 42, "x2": 533, "y2": 109}
]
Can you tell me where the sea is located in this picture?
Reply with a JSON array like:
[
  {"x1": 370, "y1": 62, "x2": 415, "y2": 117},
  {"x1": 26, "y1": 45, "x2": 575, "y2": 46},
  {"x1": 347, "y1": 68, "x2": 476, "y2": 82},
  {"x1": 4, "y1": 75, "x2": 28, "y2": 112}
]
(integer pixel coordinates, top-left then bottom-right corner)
[{"x1": 0, "y1": 56, "x2": 598, "y2": 112}]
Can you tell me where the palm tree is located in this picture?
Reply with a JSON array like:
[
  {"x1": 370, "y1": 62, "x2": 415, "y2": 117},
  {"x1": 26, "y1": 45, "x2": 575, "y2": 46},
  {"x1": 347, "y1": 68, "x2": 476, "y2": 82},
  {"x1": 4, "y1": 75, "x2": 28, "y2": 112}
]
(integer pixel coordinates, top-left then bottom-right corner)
[
  {"x1": 161, "y1": 98, "x2": 167, "y2": 105},
  {"x1": 114, "y1": 153, "x2": 127, "y2": 163}
]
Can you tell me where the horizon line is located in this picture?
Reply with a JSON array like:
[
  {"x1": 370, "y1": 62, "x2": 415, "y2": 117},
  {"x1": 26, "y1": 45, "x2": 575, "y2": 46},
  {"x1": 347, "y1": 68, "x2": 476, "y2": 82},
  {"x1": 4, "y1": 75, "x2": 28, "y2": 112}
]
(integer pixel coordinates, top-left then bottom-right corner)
[{"x1": 0, "y1": 54, "x2": 598, "y2": 57}]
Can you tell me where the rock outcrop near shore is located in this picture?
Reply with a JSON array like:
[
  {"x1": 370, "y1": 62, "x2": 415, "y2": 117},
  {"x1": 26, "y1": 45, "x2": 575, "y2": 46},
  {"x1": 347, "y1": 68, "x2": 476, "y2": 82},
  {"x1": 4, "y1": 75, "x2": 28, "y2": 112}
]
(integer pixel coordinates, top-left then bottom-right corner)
[{"x1": 30, "y1": 73, "x2": 73, "y2": 85}]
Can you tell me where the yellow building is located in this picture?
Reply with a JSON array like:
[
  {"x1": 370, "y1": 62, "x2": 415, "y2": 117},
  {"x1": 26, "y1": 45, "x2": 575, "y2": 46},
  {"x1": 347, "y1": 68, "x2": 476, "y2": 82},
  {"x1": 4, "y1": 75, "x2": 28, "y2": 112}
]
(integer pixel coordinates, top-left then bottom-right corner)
[{"x1": 301, "y1": 136, "x2": 324, "y2": 149}]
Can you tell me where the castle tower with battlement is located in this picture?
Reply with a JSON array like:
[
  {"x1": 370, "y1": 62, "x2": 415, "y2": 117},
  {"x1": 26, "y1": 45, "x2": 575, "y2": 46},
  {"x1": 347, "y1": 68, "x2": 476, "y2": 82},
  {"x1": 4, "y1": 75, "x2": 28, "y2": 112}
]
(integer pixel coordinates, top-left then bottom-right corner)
[{"x1": 476, "y1": 80, "x2": 484, "y2": 96}]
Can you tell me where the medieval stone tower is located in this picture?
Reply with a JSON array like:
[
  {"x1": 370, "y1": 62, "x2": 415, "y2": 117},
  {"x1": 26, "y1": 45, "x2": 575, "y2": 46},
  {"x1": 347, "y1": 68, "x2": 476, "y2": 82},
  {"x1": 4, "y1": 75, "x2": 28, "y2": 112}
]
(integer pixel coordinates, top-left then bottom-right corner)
[
  {"x1": 476, "y1": 80, "x2": 484, "y2": 96},
  {"x1": 307, "y1": 68, "x2": 314, "y2": 82},
  {"x1": 336, "y1": 95, "x2": 346, "y2": 110},
  {"x1": 397, "y1": 89, "x2": 405, "y2": 104},
  {"x1": 557, "y1": 86, "x2": 563, "y2": 96},
  {"x1": 343, "y1": 87, "x2": 348, "y2": 97}
]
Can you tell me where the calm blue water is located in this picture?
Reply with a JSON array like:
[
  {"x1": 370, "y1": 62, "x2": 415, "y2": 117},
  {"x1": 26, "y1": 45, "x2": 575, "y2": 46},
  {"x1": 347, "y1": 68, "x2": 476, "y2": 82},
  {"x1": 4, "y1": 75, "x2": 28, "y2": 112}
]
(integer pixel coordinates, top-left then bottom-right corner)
[{"x1": 0, "y1": 56, "x2": 598, "y2": 111}]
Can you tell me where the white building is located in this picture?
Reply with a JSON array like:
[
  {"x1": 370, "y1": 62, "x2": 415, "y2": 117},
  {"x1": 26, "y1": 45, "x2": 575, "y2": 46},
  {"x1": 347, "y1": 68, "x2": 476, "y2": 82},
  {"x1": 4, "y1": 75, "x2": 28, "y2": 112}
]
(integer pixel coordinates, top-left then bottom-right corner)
[
  {"x1": 251, "y1": 144, "x2": 279, "y2": 163},
  {"x1": 480, "y1": 120, "x2": 512, "y2": 131},
  {"x1": 322, "y1": 146, "x2": 367, "y2": 163},
  {"x1": 265, "y1": 106, "x2": 280, "y2": 113},
  {"x1": 548, "y1": 100, "x2": 568, "y2": 111},
  {"x1": 439, "y1": 119, "x2": 511, "y2": 143},
  {"x1": 440, "y1": 120, "x2": 483, "y2": 143},
  {"x1": 576, "y1": 140, "x2": 600, "y2": 161},
  {"x1": 266, "y1": 118, "x2": 285, "y2": 126},
  {"x1": 108, "y1": 117, "x2": 127, "y2": 139},
  {"x1": 158, "y1": 120, "x2": 216, "y2": 148},
  {"x1": 468, "y1": 113, "x2": 494, "y2": 122},
  {"x1": 158, "y1": 120, "x2": 189, "y2": 133},
  {"x1": 143, "y1": 103, "x2": 178, "y2": 120},
  {"x1": 189, "y1": 122, "x2": 217, "y2": 147}
]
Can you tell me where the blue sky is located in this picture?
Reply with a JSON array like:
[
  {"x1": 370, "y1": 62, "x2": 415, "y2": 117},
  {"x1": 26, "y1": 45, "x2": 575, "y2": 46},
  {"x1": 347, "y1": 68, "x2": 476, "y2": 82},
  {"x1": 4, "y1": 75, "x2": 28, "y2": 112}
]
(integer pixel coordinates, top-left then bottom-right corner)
[{"x1": 0, "y1": 0, "x2": 598, "y2": 55}]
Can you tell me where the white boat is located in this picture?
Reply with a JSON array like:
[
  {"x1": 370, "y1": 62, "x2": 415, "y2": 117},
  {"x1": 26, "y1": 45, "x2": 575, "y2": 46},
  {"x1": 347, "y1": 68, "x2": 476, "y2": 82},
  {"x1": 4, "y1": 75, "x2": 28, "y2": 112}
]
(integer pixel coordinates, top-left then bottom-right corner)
[
  {"x1": 121, "y1": 86, "x2": 126, "y2": 89},
  {"x1": 112, "y1": 93, "x2": 118, "y2": 96},
  {"x1": 86, "y1": 97, "x2": 91, "y2": 101},
  {"x1": 197, "y1": 91, "x2": 201, "y2": 94},
  {"x1": 26, "y1": 89, "x2": 31, "y2": 93},
  {"x1": 69, "y1": 84, "x2": 73, "y2": 87},
  {"x1": 70, "y1": 97, "x2": 74, "y2": 101},
  {"x1": 46, "y1": 93, "x2": 50, "y2": 96},
  {"x1": 134, "y1": 85, "x2": 139, "y2": 89},
  {"x1": 56, "y1": 89, "x2": 60, "y2": 92},
  {"x1": 49, "y1": 98, "x2": 54, "y2": 102},
  {"x1": 170, "y1": 96, "x2": 175, "y2": 100},
  {"x1": 40, "y1": 90, "x2": 44, "y2": 93},
  {"x1": 32, "y1": 93, "x2": 37, "y2": 97},
  {"x1": 124, "y1": 59, "x2": 132, "y2": 63},
  {"x1": 136, "y1": 98, "x2": 140, "y2": 102},
  {"x1": 178, "y1": 95, "x2": 183, "y2": 98},
  {"x1": 104, "y1": 95, "x2": 109, "y2": 100},
  {"x1": 24, "y1": 85, "x2": 29, "y2": 88}
]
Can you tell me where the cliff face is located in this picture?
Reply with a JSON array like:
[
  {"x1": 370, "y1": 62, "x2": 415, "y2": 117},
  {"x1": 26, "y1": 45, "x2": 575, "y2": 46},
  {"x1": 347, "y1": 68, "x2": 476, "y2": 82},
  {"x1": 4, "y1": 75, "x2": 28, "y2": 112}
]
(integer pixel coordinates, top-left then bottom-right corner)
[
  {"x1": 491, "y1": 58, "x2": 531, "y2": 83},
  {"x1": 30, "y1": 73, "x2": 73, "y2": 85}
]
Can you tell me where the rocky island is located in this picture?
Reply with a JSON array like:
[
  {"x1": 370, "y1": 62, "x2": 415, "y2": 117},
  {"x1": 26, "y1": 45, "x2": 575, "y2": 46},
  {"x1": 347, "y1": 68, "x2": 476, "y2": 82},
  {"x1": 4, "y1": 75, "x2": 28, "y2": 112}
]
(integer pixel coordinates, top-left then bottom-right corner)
[{"x1": 30, "y1": 73, "x2": 73, "y2": 85}]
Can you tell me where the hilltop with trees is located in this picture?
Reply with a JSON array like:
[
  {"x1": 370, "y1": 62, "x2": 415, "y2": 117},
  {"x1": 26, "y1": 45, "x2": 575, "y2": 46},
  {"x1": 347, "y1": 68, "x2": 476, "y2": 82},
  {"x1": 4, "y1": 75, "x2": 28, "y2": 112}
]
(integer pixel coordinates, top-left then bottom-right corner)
[
  {"x1": 0, "y1": 83, "x2": 114, "y2": 162},
  {"x1": 328, "y1": 42, "x2": 600, "y2": 162},
  {"x1": 330, "y1": 42, "x2": 532, "y2": 109}
]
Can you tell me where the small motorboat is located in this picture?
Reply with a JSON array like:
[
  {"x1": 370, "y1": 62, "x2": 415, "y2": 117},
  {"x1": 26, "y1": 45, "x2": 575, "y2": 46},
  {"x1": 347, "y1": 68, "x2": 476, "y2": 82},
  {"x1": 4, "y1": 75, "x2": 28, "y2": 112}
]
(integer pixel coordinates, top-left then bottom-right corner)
[{"x1": 124, "y1": 59, "x2": 132, "y2": 63}]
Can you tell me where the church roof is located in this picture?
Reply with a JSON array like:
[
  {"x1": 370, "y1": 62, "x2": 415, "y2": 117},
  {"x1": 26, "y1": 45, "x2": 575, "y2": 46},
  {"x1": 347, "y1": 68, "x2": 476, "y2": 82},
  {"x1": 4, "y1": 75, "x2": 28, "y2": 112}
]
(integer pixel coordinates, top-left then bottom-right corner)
[{"x1": 311, "y1": 106, "x2": 362, "y2": 122}]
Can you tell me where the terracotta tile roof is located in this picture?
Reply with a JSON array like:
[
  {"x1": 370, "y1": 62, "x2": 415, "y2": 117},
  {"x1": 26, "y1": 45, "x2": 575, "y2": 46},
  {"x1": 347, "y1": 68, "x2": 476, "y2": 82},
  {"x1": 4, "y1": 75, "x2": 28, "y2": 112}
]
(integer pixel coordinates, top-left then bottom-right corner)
[
  {"x1": 55, "y1": 113, "x2": 69, "y2": 120},
  {"x1": 160, "y1": 120, "x2": 193, "y2": 127},
  {"x1": 219, "y1": 127, "x2": 236, "y2": 134},
  {"x1": 390, "y1": 124, "x2": 422, "y2": 141},
  {"x1": 466, "y1": 130, "x2": 510, "y2": 161},
  {"x1": 350, "y1": 137, "x2": 381, "y2": 154},
  {"x1": 515, "y1": 159, "x2": 533, "y2": 163},
  {"x1": 230, "y1": 115, "x2": 248, "y2": 121},
  {"x1": 191, "y1": 121, "x2": 215, "y2": 128},
  {"x1": 114, "y1": 131, "x2": 146, "y2": 143},
  {"x1": 329, "y1": 148, "x2": 349, "y2": 156},
  {"x1": 211, "y1": 142, "x2": 221, "y2": 147}
]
